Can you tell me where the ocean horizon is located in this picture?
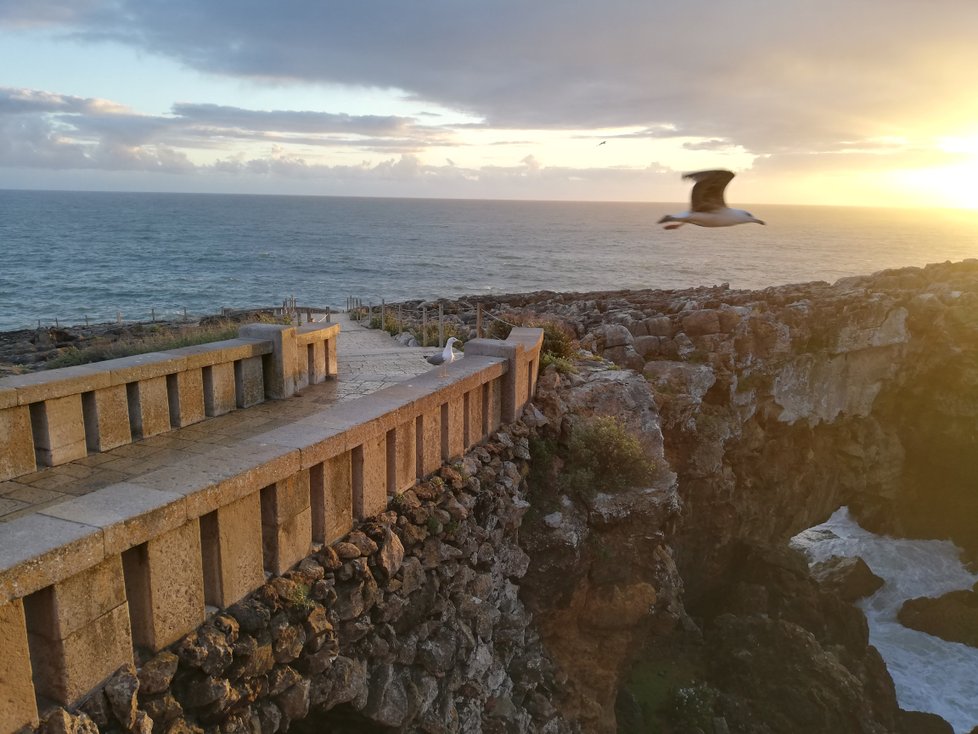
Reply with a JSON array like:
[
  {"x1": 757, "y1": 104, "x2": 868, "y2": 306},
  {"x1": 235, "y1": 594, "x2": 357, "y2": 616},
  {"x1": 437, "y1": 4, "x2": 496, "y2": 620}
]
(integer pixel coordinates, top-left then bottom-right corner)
[{"x1": 2, "y1": 188, "x2": 977, "y2": 332}]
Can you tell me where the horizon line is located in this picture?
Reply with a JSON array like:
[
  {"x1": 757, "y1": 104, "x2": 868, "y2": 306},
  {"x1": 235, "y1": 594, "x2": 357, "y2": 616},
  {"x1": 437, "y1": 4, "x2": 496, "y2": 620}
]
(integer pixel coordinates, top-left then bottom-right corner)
[{"x1": 1, "y1": 186, "x2": 977, "y2": 214}]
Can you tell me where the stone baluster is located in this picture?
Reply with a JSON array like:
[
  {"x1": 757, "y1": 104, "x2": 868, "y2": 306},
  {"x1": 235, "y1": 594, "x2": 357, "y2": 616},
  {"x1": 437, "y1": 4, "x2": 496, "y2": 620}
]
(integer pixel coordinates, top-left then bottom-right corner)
[
  {"x1": 0, "y1": 397, "x2": 36, "y2": 481},
  {"x1": 0, "y1": 598, "x2": 38, "y2": 732},
  {"x1": 239, "y1": 324, "x2": 297, "y2": 400},
  {"x1": 23, "y1": 555, "x2": 134, "y2": 706},
  {"x1": 352, "y1": 434, "x2": 387, "y2": 520},
  {"x1": 260, "y1": 470, "x2": 313, "y2": 576}
]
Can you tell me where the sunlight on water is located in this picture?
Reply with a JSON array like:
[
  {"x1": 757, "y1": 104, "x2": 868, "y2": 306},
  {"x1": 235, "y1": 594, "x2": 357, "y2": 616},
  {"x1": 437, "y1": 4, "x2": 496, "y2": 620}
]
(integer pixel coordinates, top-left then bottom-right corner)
[{"x1": 791, "y1": 508, "x2": 978, "y2": 733}]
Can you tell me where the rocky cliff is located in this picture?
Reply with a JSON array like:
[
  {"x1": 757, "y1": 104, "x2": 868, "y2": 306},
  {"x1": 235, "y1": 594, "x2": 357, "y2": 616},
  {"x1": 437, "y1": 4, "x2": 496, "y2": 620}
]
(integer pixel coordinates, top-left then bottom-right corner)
[
  {"x1": 458, "y1": 260, "x2": 978, "y2": 576},
  {"x1": 399, "y1": 260, "x2": 978, "y2": 731},
  {"x1": 37, "y1": 261, "x2": 978, "y2": 734}
]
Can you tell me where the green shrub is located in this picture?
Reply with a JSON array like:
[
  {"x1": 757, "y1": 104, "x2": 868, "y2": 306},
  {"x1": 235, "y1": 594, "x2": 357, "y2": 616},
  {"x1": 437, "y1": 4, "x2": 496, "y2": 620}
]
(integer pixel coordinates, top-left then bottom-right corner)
[
  {"x1": 369, "y1": 313, "x2": 402, "y2": 336},
  {"x1": 528, "y1": 434, "x2": 559, "y2": 491},
  {"x1": 541, "y1": 352, "x2": 578, "y2": 374},
  {"x1": 562, "y1": 415, "x2": 654, "y2": 497}
]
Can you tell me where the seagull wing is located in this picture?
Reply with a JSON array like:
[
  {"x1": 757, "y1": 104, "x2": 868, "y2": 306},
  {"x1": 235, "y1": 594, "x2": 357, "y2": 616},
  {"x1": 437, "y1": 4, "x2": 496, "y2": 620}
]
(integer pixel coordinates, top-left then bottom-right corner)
[
  {"x1": 425, "y1": 353, "x2": 444, "y2": 365},
  {"x1": 683, "y1": 170, "x2": 735, "y2": 212}
]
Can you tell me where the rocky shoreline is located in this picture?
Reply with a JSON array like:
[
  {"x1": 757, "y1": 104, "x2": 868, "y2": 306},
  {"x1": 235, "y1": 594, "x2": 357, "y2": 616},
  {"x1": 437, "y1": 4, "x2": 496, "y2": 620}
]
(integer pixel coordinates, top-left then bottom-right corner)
[{"x1": 18, "y1": 260, "x2": 978, "y2": 733}]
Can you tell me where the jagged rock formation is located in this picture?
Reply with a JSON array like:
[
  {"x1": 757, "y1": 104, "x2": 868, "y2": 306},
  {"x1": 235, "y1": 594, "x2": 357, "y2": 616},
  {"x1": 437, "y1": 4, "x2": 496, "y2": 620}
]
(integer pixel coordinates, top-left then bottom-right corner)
[
  {"x1": 898, "y1": 584, "x2": 978, "y2": 648},
  {"x1": 452, "y1": 261, "x2": 978, "y2": 580},
  {"x1": 38, "y1": 261, "x2": 978, "y2": 734}
]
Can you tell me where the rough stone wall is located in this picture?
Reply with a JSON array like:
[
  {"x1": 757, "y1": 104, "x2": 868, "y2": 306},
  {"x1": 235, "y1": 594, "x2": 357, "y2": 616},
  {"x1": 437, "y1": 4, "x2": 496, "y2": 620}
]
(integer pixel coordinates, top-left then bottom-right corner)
[{"x1": 35, "y1": 428, "x2": 577, "y2": 734}]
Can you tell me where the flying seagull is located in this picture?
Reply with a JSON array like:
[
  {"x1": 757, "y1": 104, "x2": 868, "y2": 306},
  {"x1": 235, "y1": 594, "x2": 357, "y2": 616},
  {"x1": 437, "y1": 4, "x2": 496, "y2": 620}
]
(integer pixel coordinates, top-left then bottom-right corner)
[
  {"x1": 658, "y1": 170, "x2": 765, "y2": 230},
  {"x1": 425, "y1": 336, "x2": 460, "y2": 376}
]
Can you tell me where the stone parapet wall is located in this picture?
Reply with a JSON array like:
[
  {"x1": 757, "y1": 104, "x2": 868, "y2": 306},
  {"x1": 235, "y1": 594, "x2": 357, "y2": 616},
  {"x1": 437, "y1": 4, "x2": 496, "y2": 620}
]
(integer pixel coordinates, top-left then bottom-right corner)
[
  {"x1": 0, "y1": 328, "x2": 542, "y2": 733},
  {"x1": 0, "y1": 323, "x2": 340, "y2": 483}
]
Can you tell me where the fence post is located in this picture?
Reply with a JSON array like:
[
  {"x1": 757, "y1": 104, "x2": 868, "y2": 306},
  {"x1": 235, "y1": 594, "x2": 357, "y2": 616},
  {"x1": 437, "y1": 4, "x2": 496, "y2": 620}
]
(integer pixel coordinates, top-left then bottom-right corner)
[
  {"x1": 422, "y1": 307, "x2": 428, "y2": 347},
  {"x1": 476, "y1": 304, "x2": 483, "y2": 338},
  {"x1": 381, "y1": 299, "x2": 386, "y2": 331},
  {"x1": 438, "y1": 304, "x2": 445, "y2": 347}
]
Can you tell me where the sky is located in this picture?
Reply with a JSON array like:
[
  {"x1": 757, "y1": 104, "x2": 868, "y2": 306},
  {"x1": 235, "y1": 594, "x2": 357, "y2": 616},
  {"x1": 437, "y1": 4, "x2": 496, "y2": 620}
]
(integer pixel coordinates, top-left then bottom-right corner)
[{"x1": 1, "y1": 1, "x2": 978, "y2": 208}]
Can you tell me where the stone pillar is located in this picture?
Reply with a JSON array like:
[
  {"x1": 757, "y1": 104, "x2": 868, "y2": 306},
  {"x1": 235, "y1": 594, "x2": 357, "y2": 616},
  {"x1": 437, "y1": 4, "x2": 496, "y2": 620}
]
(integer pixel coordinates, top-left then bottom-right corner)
[
  {"x1": 30, "y1": 394, "x2": 88, "y2": 466},
  {"x1": 123, "y1": 520, "x2": 204, "y2": 651},
  {"x1": 203, "y1": 363, "x2": 236, "y2": 417},
  {"x1": 200, "y1": 493, "x2": 265, "y2": 608},
  {"x1": 326, "y1": 336, "x2": 338, "y2": 378},
  {"x1": 507, "y1": 327, "x2": 543, "y2": 413},
  {"x1": 488, "y1": 377, "x2": 503, "y2": 432},
  {"x1": 312, "y1": 452, "x2": 353, "y2": 545},
  {"x1": 0, "y1": 404, "x2": 36, "y2": 481},
  {"x1": 352, "y1": 434, "x2": 387, "y2": 520},
  {"x1": 310, "y1": 341, "x2": 328, "y2": 384},
  {"x1": 239, "y1": 324, "x2": 298, "y2": 400},
  {"x1": 260, "y1": 471, "x2": 312, "y2": 576},
  {"x1": 445, "y1": 395, "x2": 465, "y2": 460},
  {"x1": 392, "y1": 419, "x2": 417, "y2": 493},
  {"x1": 466, "y1": 386, "x2": 484, "y2": 448},
  {"x1": 235, "y1": 356, "x2": 265, "y2": 408},
  {"x1": 82, "y1": 385, "x2": 132, "y2": 453},
  {"x1": 24, "y1": 555, "x2": 134, "y2": 706},
  {"x1": 0, "y1": 598, "x2": 38, "y2": 732},
  {"x1": 463, "y1": 339, "x2": 522, "y2": 423},
  {"x1": 127, "y1": 377, "x2": 171, "y2": 439},
  {"x1": 419, "y1": 409, "x2": 442, "y2": 477},
  {"x1": 295, "y1": 345, "x2": 311, "y2": 391},
  {"x1": 166, "y1": 370, "x2": 205, "y2": 428}
]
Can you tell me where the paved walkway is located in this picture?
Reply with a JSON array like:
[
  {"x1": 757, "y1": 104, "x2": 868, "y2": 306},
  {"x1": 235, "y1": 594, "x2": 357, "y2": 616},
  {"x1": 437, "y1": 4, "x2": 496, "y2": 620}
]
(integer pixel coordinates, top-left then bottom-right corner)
[{"x1": 0, "y1": 314, "x2": 437, "y2": 523}]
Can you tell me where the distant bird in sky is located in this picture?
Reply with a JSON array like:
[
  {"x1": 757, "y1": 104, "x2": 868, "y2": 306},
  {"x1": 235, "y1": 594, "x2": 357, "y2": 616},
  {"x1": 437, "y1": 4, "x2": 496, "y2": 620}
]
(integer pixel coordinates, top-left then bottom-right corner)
[
  {"x1": 658, "y1": 170, "x2": 765, "y2": 230},
  {"x1": 425, "y1": 336, "x2": 460, "y2": 377},
  {"x1": 597, "y1": 140, "x2": 606, "y2": 146}
]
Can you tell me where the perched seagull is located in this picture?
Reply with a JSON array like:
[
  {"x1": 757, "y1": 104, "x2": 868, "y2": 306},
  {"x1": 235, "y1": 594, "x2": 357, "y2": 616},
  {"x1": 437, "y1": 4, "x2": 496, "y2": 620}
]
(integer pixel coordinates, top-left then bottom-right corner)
[
  {"x1": 658, "y1": 170, "x2": 765, "y2": 230},
  {"x1": 425, "y1": 336, "x2": 460, "y2": 377}
]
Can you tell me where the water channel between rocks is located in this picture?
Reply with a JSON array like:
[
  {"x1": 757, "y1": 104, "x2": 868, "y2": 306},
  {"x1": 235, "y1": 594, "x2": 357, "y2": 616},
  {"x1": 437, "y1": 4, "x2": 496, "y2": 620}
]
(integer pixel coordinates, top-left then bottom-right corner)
[{"x1": 792, "y1": 507, "x2": 978, "y2": 734}]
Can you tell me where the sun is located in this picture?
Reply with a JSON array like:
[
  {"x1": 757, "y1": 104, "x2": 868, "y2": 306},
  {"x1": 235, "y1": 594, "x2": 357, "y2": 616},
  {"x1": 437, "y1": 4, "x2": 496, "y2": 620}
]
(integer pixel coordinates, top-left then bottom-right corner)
[{"x1": 892, "y1": 160, "x2": 978, "y2": 210}]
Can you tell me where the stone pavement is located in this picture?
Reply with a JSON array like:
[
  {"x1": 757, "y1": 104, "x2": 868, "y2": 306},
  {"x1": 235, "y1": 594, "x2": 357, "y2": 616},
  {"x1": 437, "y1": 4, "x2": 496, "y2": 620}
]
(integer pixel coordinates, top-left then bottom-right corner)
[{"x1": 0, "y1": 314, "x2": 437, "y2": 523}]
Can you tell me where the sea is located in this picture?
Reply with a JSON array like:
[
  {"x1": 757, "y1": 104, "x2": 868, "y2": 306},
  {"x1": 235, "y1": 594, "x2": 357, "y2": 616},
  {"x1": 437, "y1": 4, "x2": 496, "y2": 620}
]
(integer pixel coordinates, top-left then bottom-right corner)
[
  {"x1": 793, "y1": 509, "x2": 978, "y2": 733},
  {"x1": 2, "y1": 189, "x2": 978, "y2": 332}
]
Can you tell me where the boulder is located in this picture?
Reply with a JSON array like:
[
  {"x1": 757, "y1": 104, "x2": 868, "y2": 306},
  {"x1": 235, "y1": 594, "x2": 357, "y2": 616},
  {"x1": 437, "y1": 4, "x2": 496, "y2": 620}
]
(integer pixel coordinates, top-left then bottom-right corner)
[
  {"x1": 810, "y1": 556, "x2": 885, "y2": 603},
  {"x1": 897, "y1": 709, "x2": 954, "y2": 734},
  {"x1": 681, "y1": 309, "x2": 722, "y2": 336},
  {"x1": 898, "y1": 586, "x2": 978, "y2": 648}
]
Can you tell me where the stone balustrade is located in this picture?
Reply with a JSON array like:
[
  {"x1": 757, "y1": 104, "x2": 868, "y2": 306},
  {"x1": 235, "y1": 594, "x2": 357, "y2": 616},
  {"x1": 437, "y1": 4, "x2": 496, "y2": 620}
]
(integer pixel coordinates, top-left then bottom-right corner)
[
  {"x1": 0, "y1": 327, "x2": 543, "y2": 732},
  {"x1": 0, "y1": 323, "x2": 340, "y2": 483}
]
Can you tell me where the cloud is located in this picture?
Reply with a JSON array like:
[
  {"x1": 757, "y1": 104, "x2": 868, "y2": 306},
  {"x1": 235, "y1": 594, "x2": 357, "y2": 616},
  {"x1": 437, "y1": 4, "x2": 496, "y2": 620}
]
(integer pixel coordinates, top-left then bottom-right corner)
[
  {"x1": 170, "y1": 103, "x2": 415, "y2": 136},
  {"x1": 7, "y1": 0, "x2": 978, "y2": 158},
  {"x1": 0, "y1": 86, "x2": 457, "y2": 171}
]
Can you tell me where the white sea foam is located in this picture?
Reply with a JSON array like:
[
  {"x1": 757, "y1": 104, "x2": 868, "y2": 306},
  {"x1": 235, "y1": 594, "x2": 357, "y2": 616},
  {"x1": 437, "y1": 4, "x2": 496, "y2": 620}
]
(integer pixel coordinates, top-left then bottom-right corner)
[{"x1": 791, "y1": 508, "x2": 978, "y2": 733}]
